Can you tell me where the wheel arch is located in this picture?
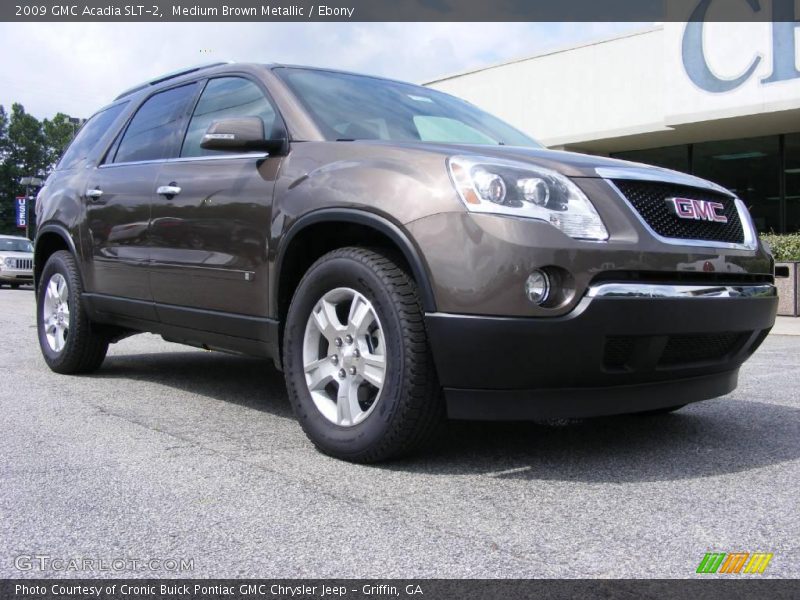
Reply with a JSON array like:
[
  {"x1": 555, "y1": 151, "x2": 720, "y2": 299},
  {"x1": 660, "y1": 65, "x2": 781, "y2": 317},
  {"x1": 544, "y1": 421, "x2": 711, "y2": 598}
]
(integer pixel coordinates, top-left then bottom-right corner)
[
  {"x1": 273, "y1": 209, "x2": 437, "y2": 325},
  {"x1": 34, "y1": 224, "x2": 80, "y2": 292}
]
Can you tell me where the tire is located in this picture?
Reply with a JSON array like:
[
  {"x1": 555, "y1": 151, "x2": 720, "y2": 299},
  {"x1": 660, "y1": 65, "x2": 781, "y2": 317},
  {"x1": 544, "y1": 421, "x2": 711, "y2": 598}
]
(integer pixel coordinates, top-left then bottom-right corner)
[
  {"x1": 37, "y1": 250, "x2": 108, "y2": 374},
  {"x1": 283, "y1": 247, "x2": 444, "y2": 463},
  {"x1": 634, "y1": 404, "x2": 687, "y2": 416},
  {"x1": 11, "y1": 283, "x2": 19, "y2": 289}
]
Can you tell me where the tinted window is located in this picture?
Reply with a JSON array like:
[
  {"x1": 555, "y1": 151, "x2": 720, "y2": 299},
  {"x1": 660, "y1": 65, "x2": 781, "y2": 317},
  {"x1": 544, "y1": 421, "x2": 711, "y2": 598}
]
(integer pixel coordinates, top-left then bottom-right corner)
[
  {"x1": 181, "y1": 77, "x2": 276, "y2": 157},
  {"x1": 57, "y1": 103, "x2": 127, "y2": 170},
  {"x1": 275, "y1": 68, "x2": 539, "y2": 147},
  {"x1": 114, "y1": 84, "x2": 197, "y2": 163},
  {"x1": 414, "y1": 116, "x2": 496, "y2": 144}
]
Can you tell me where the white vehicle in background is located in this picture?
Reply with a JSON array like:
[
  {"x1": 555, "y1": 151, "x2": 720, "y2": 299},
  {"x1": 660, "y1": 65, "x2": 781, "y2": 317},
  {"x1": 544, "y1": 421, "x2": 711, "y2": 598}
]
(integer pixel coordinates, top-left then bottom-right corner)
[{"x1": 0, "y1": 235, "x2": 34, "y2": 288}]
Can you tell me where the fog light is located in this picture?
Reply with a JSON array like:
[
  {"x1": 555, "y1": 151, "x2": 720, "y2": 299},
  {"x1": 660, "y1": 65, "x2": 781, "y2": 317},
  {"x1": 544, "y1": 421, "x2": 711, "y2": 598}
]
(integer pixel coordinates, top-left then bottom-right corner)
[{"x1": 525, "y1": 270, "x2": 550, "y2": 305}]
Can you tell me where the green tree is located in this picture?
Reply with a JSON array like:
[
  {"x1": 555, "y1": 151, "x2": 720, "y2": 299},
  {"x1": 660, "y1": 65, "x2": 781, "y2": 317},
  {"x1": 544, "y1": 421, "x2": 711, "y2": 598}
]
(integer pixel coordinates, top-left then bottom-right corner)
[
  {"x1": 42, "y1": 113, "x2": 78, "y2": 168},
  {"x1": 0, "y1": 105, "x2": 7, "y2": 154},
  {"x1": 0, "y1": 105, "x2": 16, "y2": 234},
  {"x1": 0, "y1": 103, "x2": 78, "y2": 235},
  {"x1": 0, "y1": 104, "x2": 46, "y2": 235},
  {"x1": 7, "y1": 103, "x2": 47, "y2": 178}
]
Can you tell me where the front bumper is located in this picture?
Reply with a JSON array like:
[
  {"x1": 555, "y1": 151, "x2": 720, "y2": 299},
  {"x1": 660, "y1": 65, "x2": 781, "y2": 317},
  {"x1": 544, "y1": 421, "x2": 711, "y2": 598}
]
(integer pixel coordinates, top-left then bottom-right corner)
[
  {"x1": 0, "y1": 270, "x2": 33, "y2": 283},
  {"x1": 425, "y1": 284, "x2": 777, "y2": 420}
]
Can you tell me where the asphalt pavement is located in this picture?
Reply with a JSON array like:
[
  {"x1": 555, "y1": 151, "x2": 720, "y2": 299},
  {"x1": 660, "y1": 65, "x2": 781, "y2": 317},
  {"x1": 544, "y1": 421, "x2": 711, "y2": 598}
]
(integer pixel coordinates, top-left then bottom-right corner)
[{"x1": 1, "y1": 286, "x2": 798, "y2": 578}]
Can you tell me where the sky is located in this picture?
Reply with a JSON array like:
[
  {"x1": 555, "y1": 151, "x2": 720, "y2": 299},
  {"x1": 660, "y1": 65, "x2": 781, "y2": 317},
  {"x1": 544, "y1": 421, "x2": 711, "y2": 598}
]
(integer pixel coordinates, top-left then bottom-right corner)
[{"x1": 0, "y1": 22, "x2": 644, "y2": 120}]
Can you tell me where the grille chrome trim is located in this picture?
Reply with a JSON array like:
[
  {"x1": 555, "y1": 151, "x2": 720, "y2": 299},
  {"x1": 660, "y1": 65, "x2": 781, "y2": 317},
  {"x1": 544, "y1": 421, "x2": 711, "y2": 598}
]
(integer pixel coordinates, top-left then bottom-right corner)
[
  {"x1": 604, "y1": 178, "x2": 758, "y2": 251},
  {"x1": 595, "y1": 166, "x2": 734, "y2": 197},
  {"x1": 587, "y1": 283, "x2": 776, "y2": 299}
]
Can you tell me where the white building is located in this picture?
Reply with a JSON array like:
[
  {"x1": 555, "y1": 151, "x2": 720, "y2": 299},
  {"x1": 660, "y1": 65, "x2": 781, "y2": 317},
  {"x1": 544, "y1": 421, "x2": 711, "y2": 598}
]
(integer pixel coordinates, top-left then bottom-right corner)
[{"x1": 426, "y1": 22, "x2": 800, "y2": 234}]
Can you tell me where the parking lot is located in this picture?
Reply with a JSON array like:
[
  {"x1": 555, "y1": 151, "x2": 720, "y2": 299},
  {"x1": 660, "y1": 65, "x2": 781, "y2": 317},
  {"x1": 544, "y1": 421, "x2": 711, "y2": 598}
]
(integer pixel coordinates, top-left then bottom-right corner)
[{"x1": 1, "y1": 286, "x2": 798, "y2": 578}]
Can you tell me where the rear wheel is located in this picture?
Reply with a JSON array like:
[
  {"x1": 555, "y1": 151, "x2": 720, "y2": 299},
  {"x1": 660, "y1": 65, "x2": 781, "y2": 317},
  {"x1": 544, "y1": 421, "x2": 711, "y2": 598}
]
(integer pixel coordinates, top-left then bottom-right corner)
[
  {"x1": 283, "y1": 247, "x2": 444, "y2": 463},
  {"x1": 37, "y1": 251, "x2": 108, "y2": 374}
]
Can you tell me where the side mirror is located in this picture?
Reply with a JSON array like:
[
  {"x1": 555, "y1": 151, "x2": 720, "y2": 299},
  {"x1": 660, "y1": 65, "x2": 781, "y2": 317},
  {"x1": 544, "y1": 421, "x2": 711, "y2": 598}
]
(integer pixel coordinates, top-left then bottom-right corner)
[{"x1": 200, "y1": 117, "x2": 287, "y2": 155}]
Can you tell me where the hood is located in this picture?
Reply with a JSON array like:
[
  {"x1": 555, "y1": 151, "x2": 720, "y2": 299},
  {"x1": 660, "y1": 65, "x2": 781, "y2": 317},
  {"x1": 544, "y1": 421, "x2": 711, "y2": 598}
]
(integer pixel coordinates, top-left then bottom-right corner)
[
  {"x1": 407, "y1": 143, "x2": 637, "y2": 177},
  {"x1": 0, "y1": 251, "x2": 33, "y2": 259},
  {"x1": 352, "y1": 141, "x2": 731, "y2": 195}
]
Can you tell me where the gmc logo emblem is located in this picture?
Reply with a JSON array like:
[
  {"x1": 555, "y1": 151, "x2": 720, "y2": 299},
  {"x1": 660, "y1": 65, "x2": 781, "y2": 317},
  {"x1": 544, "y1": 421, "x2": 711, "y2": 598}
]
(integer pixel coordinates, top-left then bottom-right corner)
[{"x1": 666, "y1": 198, "x2": 728, "y2": 223}]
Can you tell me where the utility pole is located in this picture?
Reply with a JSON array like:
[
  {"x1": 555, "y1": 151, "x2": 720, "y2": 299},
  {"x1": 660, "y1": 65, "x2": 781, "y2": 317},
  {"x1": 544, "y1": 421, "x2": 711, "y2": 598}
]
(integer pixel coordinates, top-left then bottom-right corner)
[{"x1": 68, "y1": 116, "x2": 84, "y2": 136}]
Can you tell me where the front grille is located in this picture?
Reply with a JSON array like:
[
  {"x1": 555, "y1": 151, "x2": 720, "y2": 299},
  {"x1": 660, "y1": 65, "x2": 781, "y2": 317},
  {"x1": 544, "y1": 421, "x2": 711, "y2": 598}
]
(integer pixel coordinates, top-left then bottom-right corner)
[
  {"x1": 612, "y1": 180, "x2": 745, "y2": 245},
  {"x1": 603, "y1": 331, "x2": 750, "y2": 370},
  {"x1": 659, "y1": 332, "x2": 748, "y2": 366},
  {"x1": 604, "y1": 336, "x2": 637, "y2": 369},
  {"x1": 13, "y1": 258, "x2": 32, "y2": 270}
]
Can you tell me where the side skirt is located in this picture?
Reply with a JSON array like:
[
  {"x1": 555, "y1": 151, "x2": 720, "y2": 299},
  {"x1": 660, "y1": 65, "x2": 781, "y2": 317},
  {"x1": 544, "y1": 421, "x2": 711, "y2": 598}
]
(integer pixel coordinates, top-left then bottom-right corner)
[{"x1": 82, "y1": 293, "x2": 280, "y2": 360}]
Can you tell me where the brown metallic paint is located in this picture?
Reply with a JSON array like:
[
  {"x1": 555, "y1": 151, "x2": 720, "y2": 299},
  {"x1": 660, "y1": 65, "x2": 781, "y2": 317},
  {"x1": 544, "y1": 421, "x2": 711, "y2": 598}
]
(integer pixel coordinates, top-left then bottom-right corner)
[
  {"x1": 84, "y1": 162, "x2": 158, "y2": 303},
  {"x1": 149, "y1": 155, "x2": 280, "y2": 317},
  {"x1": 35, "y1": 63, "x2": 775, "y2": 363}
]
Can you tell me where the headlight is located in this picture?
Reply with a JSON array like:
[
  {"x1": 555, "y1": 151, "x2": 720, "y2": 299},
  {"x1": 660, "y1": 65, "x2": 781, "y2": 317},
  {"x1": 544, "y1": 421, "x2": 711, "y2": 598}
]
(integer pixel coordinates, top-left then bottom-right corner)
[
  {"x1": 2, "y1": 257, "x2": 13, "y2": 267},
  {"x1": 448, "y1": 156, "x2": 609, "y2": 241}
]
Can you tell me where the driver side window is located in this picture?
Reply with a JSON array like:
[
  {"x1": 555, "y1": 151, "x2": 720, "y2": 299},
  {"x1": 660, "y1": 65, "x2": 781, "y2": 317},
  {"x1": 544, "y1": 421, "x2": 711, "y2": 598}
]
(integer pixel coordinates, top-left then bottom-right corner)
[{"x1": 181, "y1": 77, "x2": 277, "y2": 158}]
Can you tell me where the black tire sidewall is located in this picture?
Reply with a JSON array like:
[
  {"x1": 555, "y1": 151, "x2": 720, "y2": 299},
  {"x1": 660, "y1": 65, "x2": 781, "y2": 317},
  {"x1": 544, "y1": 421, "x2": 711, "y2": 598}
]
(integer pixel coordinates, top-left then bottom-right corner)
[
  {"x1": 284, "y1": 254, "x2": 408, "y2": 458},
  {"x1": 37, "y1": 252, "x2": 83, "y2": 370}
]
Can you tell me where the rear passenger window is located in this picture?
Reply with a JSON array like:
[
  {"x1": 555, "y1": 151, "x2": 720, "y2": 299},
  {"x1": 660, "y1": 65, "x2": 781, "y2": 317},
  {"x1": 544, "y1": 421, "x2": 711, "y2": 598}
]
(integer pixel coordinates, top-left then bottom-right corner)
[
  {"x1": 57, "y1": 103, "x2": 127, "y2": 170},
  {"x1": 114, "y1": 84, "x2": 197, "y2": 163},
  {"x1": 181, "y1": 77, "x2": 276, "y2": 158}
]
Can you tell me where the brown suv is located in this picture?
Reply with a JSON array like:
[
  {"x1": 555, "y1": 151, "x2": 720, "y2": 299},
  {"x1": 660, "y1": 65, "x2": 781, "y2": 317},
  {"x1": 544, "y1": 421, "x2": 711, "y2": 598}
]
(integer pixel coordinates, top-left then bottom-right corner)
[{"x1": 34, "y1": 63, "x2": 777, "y2": 462}]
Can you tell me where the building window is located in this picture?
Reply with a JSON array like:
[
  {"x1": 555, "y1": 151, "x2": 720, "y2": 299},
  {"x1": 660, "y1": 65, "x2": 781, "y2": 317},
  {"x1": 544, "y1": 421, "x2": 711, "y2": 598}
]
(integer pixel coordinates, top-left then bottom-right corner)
[
  {"x1": 785, "y1": 133, "x2": 800, "y2": 234},
  {"x1": 692, "y1": 136, "x2": 781, "y2": 234},
  {"x1": 612, "y1": 144, "x2": 690, "y2": 173}
]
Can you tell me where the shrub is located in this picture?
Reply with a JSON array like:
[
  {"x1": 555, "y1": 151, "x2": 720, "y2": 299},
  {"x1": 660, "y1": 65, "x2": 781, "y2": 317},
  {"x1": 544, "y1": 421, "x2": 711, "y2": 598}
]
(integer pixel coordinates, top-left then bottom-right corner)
[{"x1": 761, "y1": 233, "x2": 800, "y2": 262}]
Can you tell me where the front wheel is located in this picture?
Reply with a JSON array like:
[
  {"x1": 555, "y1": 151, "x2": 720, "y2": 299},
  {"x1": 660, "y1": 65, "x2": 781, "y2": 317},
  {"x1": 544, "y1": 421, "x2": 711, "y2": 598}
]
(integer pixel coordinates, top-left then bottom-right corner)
[
  {"x1": 283, "y1": 247, "x2": 444, "y2": 463},
  {"x1": 37, "y1": 250, "x2": 108, "y2": 374}
]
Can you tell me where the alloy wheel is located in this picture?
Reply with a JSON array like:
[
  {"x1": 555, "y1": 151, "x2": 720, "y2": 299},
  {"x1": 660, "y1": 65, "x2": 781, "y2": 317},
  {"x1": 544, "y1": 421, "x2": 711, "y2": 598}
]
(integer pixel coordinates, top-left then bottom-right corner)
[
  {"x1": 42, "y1": 273, "x2": 70, "y2": 353},
  {"x1": 302, "y1": 287, "x2": 387, "y2": 427}
]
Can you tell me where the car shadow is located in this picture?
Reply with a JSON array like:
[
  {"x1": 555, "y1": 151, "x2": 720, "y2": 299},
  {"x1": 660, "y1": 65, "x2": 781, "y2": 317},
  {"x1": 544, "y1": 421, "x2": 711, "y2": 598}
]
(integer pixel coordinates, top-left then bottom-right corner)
[
  {"x1": 95, "y1": 350, "x2": 294, "y2": 419},
  {"x1": 397, "y1": 399, "x2": 800, "y2": 483},
  {"x1": 96, "y1": 350, "x2": 800, "y2": 484}
]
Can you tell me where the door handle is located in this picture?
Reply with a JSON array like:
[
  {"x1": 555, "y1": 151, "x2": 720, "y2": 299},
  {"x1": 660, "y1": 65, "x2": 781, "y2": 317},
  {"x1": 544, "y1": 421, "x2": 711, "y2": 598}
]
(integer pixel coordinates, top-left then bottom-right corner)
[
  {"x1": 156, "y1": 184, "x2": 181, "y2": 197},
  {"x1": 86, "y1": 188, "x2": 103, "y2": 201}
]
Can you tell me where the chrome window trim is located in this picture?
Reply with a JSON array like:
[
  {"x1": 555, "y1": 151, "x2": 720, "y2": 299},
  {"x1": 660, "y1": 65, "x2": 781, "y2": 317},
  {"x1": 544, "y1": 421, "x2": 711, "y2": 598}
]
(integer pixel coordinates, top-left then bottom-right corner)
[
  {"x1": 603, "y1": 178, "x2": 759, "y2": 252},
  {"x1": 587, "y1": 283, "x2": 776, "y2": 299},
  {"x1": 98, "y1": 152, "x2": 269, "y2": 169}
]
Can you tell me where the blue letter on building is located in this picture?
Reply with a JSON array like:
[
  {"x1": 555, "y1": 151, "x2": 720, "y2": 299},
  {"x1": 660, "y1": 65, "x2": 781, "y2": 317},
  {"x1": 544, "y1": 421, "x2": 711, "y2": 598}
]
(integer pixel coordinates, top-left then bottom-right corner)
[{"x1": 682, "y1": 0, "x2": 762, "y2": 93}]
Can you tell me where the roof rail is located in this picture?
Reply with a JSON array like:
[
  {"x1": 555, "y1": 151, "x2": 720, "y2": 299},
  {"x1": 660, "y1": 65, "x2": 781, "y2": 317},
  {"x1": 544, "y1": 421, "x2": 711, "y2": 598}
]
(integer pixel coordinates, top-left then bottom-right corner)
[{"x1": 114, "y1": 62, "x2": 229, "y2": 100}]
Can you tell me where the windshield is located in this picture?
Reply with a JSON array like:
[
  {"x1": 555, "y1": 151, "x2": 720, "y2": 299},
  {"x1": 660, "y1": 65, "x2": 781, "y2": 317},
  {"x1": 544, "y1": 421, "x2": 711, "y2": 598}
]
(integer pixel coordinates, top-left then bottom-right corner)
[
  {"x1": 0, "y1": 238, "x2": 33, "y2": 253},
  {"x1": 276, "y1": 68, "x2": 541, "y2": 148}
]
